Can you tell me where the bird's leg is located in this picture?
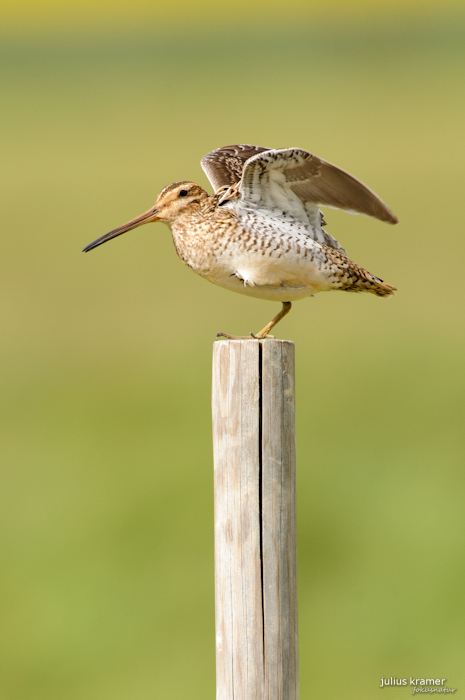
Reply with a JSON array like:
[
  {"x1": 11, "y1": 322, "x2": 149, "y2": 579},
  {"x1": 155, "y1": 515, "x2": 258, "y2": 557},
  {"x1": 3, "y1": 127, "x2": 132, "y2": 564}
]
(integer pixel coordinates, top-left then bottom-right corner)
[
  {"x1": 250, "y1": 301, "x2": 292, "y2": 339},
  {"x1": 216, "y1": 302, "x2": 292, "y2": 341}
]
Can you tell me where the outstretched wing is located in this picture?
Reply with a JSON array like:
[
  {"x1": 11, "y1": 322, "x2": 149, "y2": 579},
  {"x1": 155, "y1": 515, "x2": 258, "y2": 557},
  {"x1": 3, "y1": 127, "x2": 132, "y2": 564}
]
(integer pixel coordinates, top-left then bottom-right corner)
[
  {"x1": 201, "y1": 144, "x2": 271, "y2": 191},
  {"x1": 240, "y1": 148, "x2": 398, "y2": 225}
]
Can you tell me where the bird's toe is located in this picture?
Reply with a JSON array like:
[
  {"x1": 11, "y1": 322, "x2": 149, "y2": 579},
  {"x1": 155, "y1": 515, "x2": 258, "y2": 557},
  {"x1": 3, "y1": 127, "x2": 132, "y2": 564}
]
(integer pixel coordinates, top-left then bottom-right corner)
[
  {"x1": 216, "y1": 331, "x2": 253, "y2": 340},
  {"x1": 250, "y1": 332, "x2": 275, "y2": 339}
]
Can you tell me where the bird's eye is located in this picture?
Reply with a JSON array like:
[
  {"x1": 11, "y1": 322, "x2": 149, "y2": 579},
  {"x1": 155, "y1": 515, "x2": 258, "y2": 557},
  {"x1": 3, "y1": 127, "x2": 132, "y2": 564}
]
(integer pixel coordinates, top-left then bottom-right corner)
[{"x1": 179, "y1": 190, "x2": 188, "y2": 197}]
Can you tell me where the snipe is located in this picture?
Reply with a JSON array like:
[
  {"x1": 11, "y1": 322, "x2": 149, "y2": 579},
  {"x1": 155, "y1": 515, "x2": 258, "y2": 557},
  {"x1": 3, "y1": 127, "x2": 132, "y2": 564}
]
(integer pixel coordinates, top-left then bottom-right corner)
[{"x1": 83, "y1": 145, "x2": 398, "y2": 338}]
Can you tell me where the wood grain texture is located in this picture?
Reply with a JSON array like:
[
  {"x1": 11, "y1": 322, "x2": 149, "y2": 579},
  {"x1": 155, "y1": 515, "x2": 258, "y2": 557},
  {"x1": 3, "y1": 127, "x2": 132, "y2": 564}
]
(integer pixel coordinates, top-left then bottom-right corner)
[
  {"x1": 261, "y1": 340, "x2": 298, "y2": 700},
  {"x1": 212, "y1": 339, "x2": 298, "y2": 700}
]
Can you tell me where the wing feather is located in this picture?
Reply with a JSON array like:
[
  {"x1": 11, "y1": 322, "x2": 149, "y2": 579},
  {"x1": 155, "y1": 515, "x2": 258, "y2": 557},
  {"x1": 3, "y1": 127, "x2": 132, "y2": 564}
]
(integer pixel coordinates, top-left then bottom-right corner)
[
  {"x1": 240, "y1": 148, "x2": 398, "y2": 224},
  {"x1": 201, "y1": 144, "x2": 270, "y2": 191}
]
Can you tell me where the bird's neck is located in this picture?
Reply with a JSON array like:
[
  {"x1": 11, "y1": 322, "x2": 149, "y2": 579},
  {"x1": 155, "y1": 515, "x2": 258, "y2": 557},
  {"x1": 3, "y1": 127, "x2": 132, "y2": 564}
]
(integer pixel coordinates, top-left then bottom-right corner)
[
  {"x1": 167, "y1": 195, "x2": 237, "y2": 273},
  {"x1": 169, "y1": 195, "x2": 224, "y2": 232}
]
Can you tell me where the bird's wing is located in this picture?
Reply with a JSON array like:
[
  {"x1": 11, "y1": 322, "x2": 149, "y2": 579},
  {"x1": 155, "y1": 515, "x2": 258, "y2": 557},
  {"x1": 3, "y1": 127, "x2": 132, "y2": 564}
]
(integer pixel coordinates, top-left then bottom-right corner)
[
  {"x1": 201, "y1": 144, "x2": 271, "y2": 191},
  {"x1": 239, "y1": 148, "x2": 399, "y2": 225}
]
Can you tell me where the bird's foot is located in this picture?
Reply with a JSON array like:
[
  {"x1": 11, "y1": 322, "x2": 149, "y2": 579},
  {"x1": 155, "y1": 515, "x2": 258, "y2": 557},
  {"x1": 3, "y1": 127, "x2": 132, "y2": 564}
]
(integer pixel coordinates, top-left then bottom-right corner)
[
  {"x1": 216, "y1": 331, "x2": 254, "y2": 340},
  {"x1": 216, "y1": 302, "x2": 291, "y2": 342},
  {"x1": 215, "y1": 331, "x2": 275, "y2": 340},
  {"x1": 250, "y1": 332, "x2": 275, "y2": 339}
]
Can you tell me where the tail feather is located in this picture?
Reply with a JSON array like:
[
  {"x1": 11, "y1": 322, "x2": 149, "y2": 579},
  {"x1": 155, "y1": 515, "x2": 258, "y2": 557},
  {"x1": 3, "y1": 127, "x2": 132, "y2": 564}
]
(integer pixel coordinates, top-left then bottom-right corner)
[
  {"x1": 367, "y1": 274, "x2": 396, "y2": 297},
  {"x1": 322, "y1": 244, "x2": 396, "y2": 297}
]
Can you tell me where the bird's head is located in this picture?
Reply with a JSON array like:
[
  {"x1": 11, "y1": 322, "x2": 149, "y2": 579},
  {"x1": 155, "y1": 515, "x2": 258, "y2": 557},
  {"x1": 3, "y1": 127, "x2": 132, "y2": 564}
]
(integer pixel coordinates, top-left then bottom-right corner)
[{"x1": 82, "y1": 181, "x2": 208, "y2": 252}]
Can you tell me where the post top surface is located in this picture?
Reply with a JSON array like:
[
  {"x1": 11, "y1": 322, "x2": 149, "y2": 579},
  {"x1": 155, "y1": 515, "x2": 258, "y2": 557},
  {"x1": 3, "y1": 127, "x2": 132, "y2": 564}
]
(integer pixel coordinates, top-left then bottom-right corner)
[{"x1": 213, "y1": 338, "x2": 295, "y2": 346}]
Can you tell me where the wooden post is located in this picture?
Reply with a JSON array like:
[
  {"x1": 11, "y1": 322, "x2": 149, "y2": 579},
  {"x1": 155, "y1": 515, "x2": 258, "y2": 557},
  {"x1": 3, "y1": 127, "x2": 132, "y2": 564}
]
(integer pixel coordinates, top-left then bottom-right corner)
[{"x1": 212, "y1": 339, "x2": 298, "y2": 700}]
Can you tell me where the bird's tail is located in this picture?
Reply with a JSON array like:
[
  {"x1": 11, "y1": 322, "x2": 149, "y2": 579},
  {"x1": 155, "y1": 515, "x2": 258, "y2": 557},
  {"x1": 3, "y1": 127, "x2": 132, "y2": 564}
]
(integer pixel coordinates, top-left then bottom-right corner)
[
  {"x1": 324, "y1": 246, "x2": 397, "y2": 297},
  {"x1": 363, "y1": 273, "x2": 397, "y2": 297}
]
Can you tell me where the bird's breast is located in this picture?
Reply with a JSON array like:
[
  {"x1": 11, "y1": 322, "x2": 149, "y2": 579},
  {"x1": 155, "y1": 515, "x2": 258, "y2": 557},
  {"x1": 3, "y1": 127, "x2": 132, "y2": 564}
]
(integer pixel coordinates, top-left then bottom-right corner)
[{"x1": 169, "y1": 215, "x2": 240, "y2": 275}]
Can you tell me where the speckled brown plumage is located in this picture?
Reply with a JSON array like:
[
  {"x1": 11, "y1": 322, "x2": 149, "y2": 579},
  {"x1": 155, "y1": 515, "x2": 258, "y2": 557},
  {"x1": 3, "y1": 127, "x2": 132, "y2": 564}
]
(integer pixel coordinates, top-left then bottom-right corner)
[{"x1": 83, "y1": 145, "x2": 397, "y2": 338}]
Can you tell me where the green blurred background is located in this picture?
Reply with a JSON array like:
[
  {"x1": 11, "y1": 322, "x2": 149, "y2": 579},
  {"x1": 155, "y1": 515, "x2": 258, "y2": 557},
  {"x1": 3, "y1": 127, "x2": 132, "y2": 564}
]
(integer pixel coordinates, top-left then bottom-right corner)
[{"x1": 1, "y1": 0, "x2": 464, "y2": 698}]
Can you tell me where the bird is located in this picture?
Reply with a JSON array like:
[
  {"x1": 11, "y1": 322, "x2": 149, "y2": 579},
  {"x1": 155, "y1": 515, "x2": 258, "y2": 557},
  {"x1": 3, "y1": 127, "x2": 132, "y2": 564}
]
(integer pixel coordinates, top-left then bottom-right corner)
[{"x1": 83, "y1": 144, "x2": 398, "y2": 339}]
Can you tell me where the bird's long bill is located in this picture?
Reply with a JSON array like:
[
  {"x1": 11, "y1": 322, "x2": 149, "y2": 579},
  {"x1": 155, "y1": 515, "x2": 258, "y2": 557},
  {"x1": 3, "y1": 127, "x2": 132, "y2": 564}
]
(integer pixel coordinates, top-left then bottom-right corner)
[{"x1": 82, "y1": 205, "x2": 159, "y2": 252}]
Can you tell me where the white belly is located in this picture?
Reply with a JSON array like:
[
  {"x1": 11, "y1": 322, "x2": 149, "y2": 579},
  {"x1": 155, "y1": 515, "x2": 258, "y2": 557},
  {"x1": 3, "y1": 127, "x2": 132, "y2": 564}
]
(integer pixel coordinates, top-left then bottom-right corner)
[{"x1": 203, "y1": 248, "x2": 332, "y2": 301}]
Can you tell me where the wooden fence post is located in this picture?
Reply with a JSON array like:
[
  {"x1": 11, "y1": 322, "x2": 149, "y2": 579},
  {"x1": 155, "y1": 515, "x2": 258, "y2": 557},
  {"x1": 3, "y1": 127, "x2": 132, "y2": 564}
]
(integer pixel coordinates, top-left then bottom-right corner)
[{"x1": 212, "y1": 339, "x2": 298, "y2": 700}]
